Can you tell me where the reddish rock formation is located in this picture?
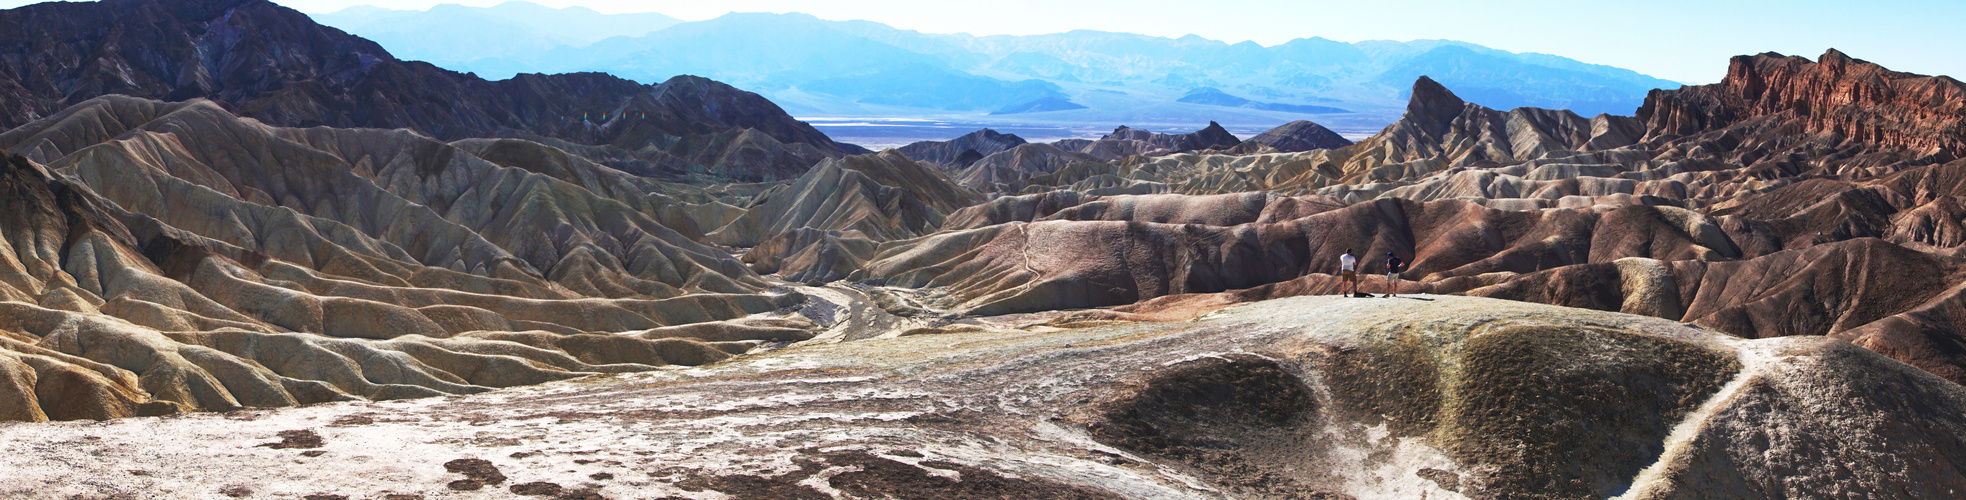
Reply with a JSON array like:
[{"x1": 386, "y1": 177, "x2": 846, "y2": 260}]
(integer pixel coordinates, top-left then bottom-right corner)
[{"x1": 1639, "y1": 50, "x2": 1966, "y2": 172}]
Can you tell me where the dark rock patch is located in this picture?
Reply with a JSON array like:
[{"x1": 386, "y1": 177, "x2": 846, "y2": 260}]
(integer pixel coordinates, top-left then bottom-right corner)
[
  {"x1": 328, "y1": 415, "x2": 374, "y2": 427},
  {"x1": 554, "y1": 488, "x2": 609, "y2": 500},
  {"x1": 258, "y1": 430, "x2": 323, "y2": 449},
  {"x1": 1416, "y1": 468, "x2": 1460, "y2": 492},
  {"x1": 444, "y1": 458, "x2": 506, "y2": 490},
  {"x1": 675, "y1": 459, "x2": 831, "y2": 500},
  {"x1": 1320, "y1": 324, "x2": 1741, "y2": 498},
  {"x1": 511, "y1": 482, "x2": 562, "y2": 496},
  {"x1": 1084, "y1": 354, "x2": 1346, "y2": 499}
]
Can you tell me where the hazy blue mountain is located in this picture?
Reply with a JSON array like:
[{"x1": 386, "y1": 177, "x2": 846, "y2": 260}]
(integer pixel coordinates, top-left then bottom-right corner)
[
  {"x1": 310, "y1": 2, "x2": 680, "y2": 75},
  {"x1": 309, "y1": 7, "x2": 1683, "y2": 133},
  {"x1": 990, "y1": 96, "x2": 1091, "y2": 114},
  {"x1": 1368, "y1": 45, "x2": 1670, "y2": 115},
  {"x1": 1178, "y1": 87, "x2": 1351, "y2": 114},
  {"x1": 491, "y1": 13, "x2": 1072, "y2": 113},
  {"x1": 938, "y1": 31, "x2": 1675, "y2": 116}
]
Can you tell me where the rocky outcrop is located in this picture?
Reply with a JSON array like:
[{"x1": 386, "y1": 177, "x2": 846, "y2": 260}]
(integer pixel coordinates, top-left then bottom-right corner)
[
  {"x1": 1639, "y1": 50, "x2": 1966, "y2": 167},
  {"x1": 0, "y1": 0, "x2": 858, "y2": 180},
  {"x1": 1247, "y1": 120, "x2": 1355, "y2": 152},
  {"x1": 895, "y1": 129, "x2": 1027, "y2": 169}
]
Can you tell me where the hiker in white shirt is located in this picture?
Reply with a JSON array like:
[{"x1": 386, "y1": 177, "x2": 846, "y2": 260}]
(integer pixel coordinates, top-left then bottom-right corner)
[{"x1": 1339, "y1": 249, "x2": 1358, "y2": 296}]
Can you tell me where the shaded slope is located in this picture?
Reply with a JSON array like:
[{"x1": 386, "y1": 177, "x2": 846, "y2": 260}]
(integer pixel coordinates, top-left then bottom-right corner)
[
  {"x1": 0, "y1": 0, "x2": 858, "y2": 180},
  {"x1": 1248, "y1": 120, "x2": 1355, "y2": 152},
  {"x1": 895, "y1": 129, "x2": 1027, "y2": 169}
]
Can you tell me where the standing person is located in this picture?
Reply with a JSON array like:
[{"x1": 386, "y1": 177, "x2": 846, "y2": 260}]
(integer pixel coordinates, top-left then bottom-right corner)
[
  {"x1": 1339, "y1": 249, "x2": 1358, "y2": 296},
  {"x1": 1384, "y1": 252, "x2": 1405, "y2": 298}
]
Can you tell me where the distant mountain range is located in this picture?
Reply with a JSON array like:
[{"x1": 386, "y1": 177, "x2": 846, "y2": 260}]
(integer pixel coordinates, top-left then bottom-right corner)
[{"x1": 311, "y1": 2, "x2": 1683, "y2": 132}]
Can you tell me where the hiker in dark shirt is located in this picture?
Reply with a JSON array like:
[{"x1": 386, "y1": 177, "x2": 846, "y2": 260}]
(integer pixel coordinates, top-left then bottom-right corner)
[{"x1": 1385, "y1": 252, "x2": 1404, "y2": 298}]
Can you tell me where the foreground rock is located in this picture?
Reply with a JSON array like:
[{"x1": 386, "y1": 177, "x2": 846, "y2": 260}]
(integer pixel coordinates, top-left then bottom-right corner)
[{"x1": 2, "y1": 296, "x2": 1959, "y2": 499}]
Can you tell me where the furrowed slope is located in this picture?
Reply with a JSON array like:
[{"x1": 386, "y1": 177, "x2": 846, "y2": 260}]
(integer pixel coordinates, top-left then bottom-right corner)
[{"x1": 0, "y1": 96, "x2": 815, "y2": 423}]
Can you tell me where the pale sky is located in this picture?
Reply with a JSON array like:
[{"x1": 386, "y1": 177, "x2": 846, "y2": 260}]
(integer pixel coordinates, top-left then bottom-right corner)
[{"x1": 10, "y1": 0, "x2": 1960, "y2": 84}]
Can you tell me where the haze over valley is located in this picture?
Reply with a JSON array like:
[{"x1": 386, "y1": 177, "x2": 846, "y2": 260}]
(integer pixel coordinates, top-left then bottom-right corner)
[{"x1": 311, "y1": 2, "x2": 1681, "y2": 144}]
